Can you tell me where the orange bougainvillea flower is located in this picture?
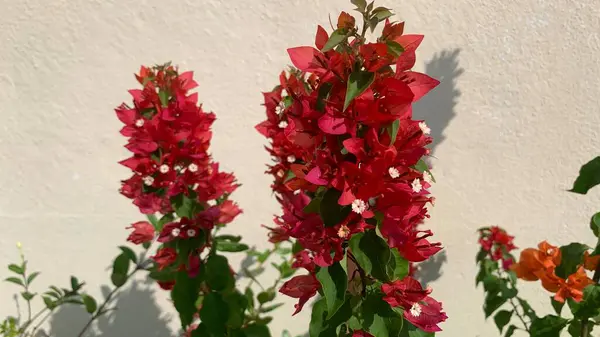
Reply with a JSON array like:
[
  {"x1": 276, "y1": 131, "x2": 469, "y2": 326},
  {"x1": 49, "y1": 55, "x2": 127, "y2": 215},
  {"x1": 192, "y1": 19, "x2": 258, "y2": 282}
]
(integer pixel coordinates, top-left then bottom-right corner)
[
  {"x1": 511, "y1": 241, "x2": 561, "y2": 281},
  {"x1": 554, "y1": 266, "x2": 595, "y2": 303},
  {"x1": 583, "y1": 251, "x2": 600, "y2": 271}
]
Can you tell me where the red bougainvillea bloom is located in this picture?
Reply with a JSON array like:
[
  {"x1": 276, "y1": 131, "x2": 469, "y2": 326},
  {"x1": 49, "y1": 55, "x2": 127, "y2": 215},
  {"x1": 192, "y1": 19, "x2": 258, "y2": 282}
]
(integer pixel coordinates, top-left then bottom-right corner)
[
  {"x1": 478, "y1": 226, "x2": 517, "y2": 269},
  {"x1": 257, "y1": 10, "x2": 444, "y2": 324},
  {"x1": 279, "y1": 274, "x2": 320, "y2": 315},
  {"x1": 381, "y1": 277, "x2": 447, "y2": 332},
  {"x1": 117, "y1": 64, "x2": 241, "y2": 291},
  {"x1": 126, "y1": 221, "x2": 155, "y2": 244}
]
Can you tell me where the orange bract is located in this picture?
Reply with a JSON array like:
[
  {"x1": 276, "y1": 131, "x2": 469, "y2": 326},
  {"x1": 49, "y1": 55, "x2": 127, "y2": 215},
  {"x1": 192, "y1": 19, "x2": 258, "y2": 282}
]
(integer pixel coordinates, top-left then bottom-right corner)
[
  {"x1": 510, "y1": 241, "x2": 561, "y2": 281},
  {"x1": 583, "y1": 251, "x2": 600, "y2": 271},
  {"x1": 554, "y1": 267, "x2": 595, "y2": 303}
]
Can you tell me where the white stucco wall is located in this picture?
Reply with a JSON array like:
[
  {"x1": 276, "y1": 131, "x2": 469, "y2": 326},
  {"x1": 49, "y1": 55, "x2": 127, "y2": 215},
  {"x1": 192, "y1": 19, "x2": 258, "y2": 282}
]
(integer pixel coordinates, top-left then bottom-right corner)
[{"x1": 1, "y1": 0, "x2": 600, "y2": 336}]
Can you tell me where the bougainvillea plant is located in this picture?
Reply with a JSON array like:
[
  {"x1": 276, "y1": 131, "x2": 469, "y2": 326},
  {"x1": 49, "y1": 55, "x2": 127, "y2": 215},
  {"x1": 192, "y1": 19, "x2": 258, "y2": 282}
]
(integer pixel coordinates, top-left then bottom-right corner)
[
  {"x1": 475, "y1": 156, "x2": 600, "y2": 337},
  {"x1": 256, "y1": 0, "x2": 447, "y2": 336}
]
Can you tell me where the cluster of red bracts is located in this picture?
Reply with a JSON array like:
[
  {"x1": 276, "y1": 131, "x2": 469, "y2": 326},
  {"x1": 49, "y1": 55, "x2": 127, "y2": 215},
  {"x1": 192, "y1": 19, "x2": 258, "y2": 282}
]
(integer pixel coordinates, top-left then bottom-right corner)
[
  {"x1": 118, "y1": 65, "x2": 241, "y2": 289},
  {"x1": 479, "y1": 226, "x2": 517, "y2": 270},
  {"x1": 256, "y1": 14, "x2": 446, "y2": 333}
]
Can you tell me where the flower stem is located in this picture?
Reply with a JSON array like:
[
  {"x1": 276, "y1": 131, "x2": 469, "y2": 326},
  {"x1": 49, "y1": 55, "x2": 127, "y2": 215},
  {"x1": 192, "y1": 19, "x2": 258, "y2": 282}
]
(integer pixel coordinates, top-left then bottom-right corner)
[
  {"x1": 508, "y1": 297, "x2": 530, "y2": 333},
  {"x1": 581, "y1": 243, "x2": 600, "y2": 337}
]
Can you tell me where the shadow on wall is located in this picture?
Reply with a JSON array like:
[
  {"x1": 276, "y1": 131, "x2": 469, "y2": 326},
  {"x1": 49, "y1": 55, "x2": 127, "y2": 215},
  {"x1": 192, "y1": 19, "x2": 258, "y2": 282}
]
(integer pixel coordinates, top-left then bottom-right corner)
[
  {"x1": 41, "y1": 280, "x2": 174, "y2": 337},
  {"x1": 412, "y1": 49, "x2": 463, "y2": 285}
]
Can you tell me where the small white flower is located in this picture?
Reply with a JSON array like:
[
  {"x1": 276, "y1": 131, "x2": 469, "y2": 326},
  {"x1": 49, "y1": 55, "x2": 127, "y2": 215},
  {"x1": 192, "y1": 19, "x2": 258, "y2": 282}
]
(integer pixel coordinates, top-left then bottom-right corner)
[
  {"x1": 419, "y1": 122, "x2": 431, "y2": 135},
  {"x1": 277, "y1": 170, "x2": 285, "y2": 178},
  {"x1": 409, "y1": 303, "x2": 422, "y2": 317},
  {"x1": 287, "y1": 155, "x2": 296, "y2": 163},
  {"x1": 135, "y1": 119, "x2": 145, "y2": 127},
  {"x1": 423, "y1": 171, "x2": 433, "y2": 184},
  {"x1": 171, "y1": 228, "x2": 181, "y2": 237},
  {"x1": 278, "y1": 121, "x2": 288, "y2": 129},
  {"x1": 337, "y1": 225, "x2": 350, "y2": 238},
  {"x1": 547, "y1": 248, "x2": 555, "y2": 255},
  {"x1": 388, "y1": 167, "x2": 400, "y2": 179},
  {"x1": 143, "y1": 176, "x2": 154, "y2": 186},
  {"x1": 159, "y1": 164, "x2": 170, "y2": 174},
  {"x1": 187, "y1": 229, "x2": 196, "y2": 237},
  {"x1": 192, "y1": 183, "x2": 199, "y2": 190},
  {"x1": 188, "y1": 163, "x2": 198, "y2": 172},
  {"x1": 351, "y1": 199, "x2": 367, "y2": 214},
  {"x1": 411, "y1": 179, "x2": 422, "y2": 193}
]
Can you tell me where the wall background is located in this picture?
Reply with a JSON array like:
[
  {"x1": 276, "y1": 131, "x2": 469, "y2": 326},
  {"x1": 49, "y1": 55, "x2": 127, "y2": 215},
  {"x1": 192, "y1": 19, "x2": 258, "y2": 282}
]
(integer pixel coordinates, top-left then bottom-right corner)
[{"x1": 1, "y1": 0, "x2": 599, "y2": 336}]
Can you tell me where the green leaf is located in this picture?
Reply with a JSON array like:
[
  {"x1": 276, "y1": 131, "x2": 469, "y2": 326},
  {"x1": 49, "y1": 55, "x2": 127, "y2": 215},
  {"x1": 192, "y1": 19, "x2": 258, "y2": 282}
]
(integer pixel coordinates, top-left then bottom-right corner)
[
  {"x1": 110, "y1": 253, "x2": 130, "y2": 287},
  {"x1": 245, "y1": 286, "x2": 255, "y2": 309},
  {"x1": 215, "y1": 235, "x2": 242, "y2": 243},
  {"x1": 551, "y1": 297, "x2": 565, "y2": 316},
  {"x1": 386, "y1": 41, "x2": 404, "y2": 57},
  {"x1": 118, "y1": 246, "x2": 138, "y2": 263},
  {"x1": 322, "y1": 29, "x2": 347, "y2": 52},
  {"x1": 148, "y1": 269, "x2": 176, "y2": 282},
  {"x1": 567, "y1": 320, "x2": 582, "y2": 337},
  {"x1": 344, "y1": 71, "x2": 375, "y2": 111},
  {"x1": 8, "y1": 264, "x2": 24, "y2": 275},
  {"x1": 82, "y1": 294, "x2": 97, "y2": 314},
  {"x1": 224, "y1": 290, "x2": 248, "y2": 329},
  {"x1": 170, "y1": 193, "x2": 199, "y2": 218},
  {"x1": 362, "y1": 295, "x2": 393, "y2": 337},
  {"x1": 413, "y1": 159, "x2": 435, "y2": 182},
  {"x1": 206, "y1": 254, "x2": 233, "y2": 292},
  {"x1": 157, "y1": 213, "x2": 175, "y2": 231},
  {"x1": 216, "y1": 241, "x2": 249, "y2": 252},
  {"x1": 243, "y1": 324, "x2": 272, "y2": 337},
  {"x1": 4, "y1": 277, "x2": 24, "y2": 286},
  {"x1": 319, "y1": 189, "x2": 351, "y2": 227},
  {"x1": 570, "y1": 156, "x2": 600, "y2": 194},
  {"x1": 371, "y1": 7, "x2": 394, "y2": 22},
  {"x1": 517, "y1": 297, "x2": 537, "y2": 320},
  {"x1": 200, "y1": 292, "x2": 229, "y2": 336},
  {"x1": 590, "y1": 212, "x2": 600, "y2": 237},
  {"x1": 158, "y1": 90, "x2": 169, "y2": 106},
  {"x1": 389, "y1": 248, "x2": 409, "y2": 281},
  {"x1": 316, "y1": 82, "x2": 333, "y2": 112},
  {"x1": 146, "y1": 214, "x2": 158, "y2": 228},
  {"x1": 351, "y1": 0, "x2": 367, "y2": 11},
  {"x1": 303, "y1": 196, "x2": 322, "y2": 214},
  {"x1": 21, "y1": 291, "x2": 35, "y2": 301},
  {"x1": 484, "y1": 293, "x2": 507, "y2": 318},
  {"x1": 493, "y1": 310, "x2": 513, "y2": 333},
  {"x1": 261, "y1": 302, "x2": 284, "y2": 313},
  {"x1": 555, "y1": 243, "x2": 589, "y2": 278},
  {"x1": 172, "y1": 269, "x2": 203, "y2": 327},
  {"x1": 43, "y1": 296, "x2": 56, "y2": 310},
  {"x1": 504, "y1": 325, "x2": 517, "y2": 337},
  {"x1": 349, "y1": 231, "x2": 392, "y2": 282},
  {"x1": 257, "y1": 289, "x2": 276, "y2": 304},
  {"x1": 530, "y1": 315, "x2": 568, "y2": 337},
  {"x1": 316, "y1": 262, "x2": 347, "y2": 319},
  {"x1": 573, "y1": 284, "x2": 600, "y2": 318},
  {"x1": 385, "y1": 120, "x2": 400, "y2": 145},
  {"x1": 402, "y1": 321, "x2": 434, "y2": 337},
  {"x1": 27, "y1": 272, "x2": 40, "y2": 285}
]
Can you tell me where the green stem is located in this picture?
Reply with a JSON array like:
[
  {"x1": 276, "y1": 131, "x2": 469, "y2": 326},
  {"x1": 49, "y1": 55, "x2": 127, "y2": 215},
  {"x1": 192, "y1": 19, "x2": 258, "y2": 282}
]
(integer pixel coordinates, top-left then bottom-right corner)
[
  {"x1": 509, "y1": 297, "x2": 530, "y2": 333},
  {"x1": 581, "y1": 243, "x2": 600, "y2": 337}
]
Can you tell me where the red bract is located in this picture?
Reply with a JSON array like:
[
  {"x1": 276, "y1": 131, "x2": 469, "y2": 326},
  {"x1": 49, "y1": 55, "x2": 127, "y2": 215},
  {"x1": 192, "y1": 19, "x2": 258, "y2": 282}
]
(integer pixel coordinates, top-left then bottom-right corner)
[
  {"x1": 117, "y1": 64, "x2": 241, "y2": 290},
  {"x1": 257, "y1": 7, "x2": 444, "y2": 331},
  {"x1": 478, "y1": 226, "x2": 517, "y2": 269},
  {"x1": 279, "y1": 274, "x2": 320, "y2": 315}
]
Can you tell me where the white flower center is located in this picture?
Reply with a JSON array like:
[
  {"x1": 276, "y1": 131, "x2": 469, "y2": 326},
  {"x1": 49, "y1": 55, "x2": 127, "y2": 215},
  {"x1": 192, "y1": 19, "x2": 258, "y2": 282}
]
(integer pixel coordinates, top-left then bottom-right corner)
[
  {"x1": 171, "y1": 228, "x2": 181, "y2": 237},
  {"x1": 192, "y1": 183, "x2": 199, "y2": 190},
  {"x1": 411, "y1": 179, "x2": 422, "y2": 193},
  {"x1": 410, "y1": 303, "x2": 422, "y2": 317},
  {"x1": 287, "y1": 155, "x2": 296, "y2": 163},
  {"x1": 143, "y1": 176, "x2": 154, "y2": 186},
  {"x1": 423, "y1": 171, "x2": 433, "y2": 184},
  {"x1": 188, "y1": 163, "x2": 198, "y2": 172},
  {"x1": 277, "y1": 170, "x2": 285, "y2": 178},
  {"x1": 388, "y1": 167, "x2": 400, "y2": 179},
  {"x1": 419, "y1": 122, "x2": 431, "y2": 135},
  {"x1": 159, "y1": 164, "x2": 170, "y2": 173},
  {"x1": 351, "y1": 199, "x2": 367, "y2": 214},
  {"x1": 278, "y1": 121, "x2": 288, "y2": 129},
  {"x1": 337, "y1": 225, "x2": 350, "y2": 238},
  {"x1": 135, "y1": 119, "x2": 145, "y2": 127},
  {"x1": 187, "y1": 229, "x2": 196, "y2": 237},
  {"x1": 547, "y1": 248, "x2": 554, "y2": 255}
]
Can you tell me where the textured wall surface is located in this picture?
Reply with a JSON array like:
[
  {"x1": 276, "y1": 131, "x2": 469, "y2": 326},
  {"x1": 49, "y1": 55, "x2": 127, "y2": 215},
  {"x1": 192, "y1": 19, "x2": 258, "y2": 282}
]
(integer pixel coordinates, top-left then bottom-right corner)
[{"x1": 1, "y1": 0, "x2": 600, "y2": 336}]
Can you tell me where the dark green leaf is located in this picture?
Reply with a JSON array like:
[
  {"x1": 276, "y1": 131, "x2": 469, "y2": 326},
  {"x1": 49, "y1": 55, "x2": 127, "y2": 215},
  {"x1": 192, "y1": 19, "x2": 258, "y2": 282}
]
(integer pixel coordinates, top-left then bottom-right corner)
[
  {"x1": 148, "y1": 269, "x2": 176, "y2": 282},
  {"x1": 555, "y1": 243, "x2": 589, "y2": 278},
  {"x1": 110, "y1": 253, "x2": 130, "y2": 287},
  {"x1": 386, "y1": 41, "x2": 404, "y2": 57},
  {"x1": 27, "y1": 272, "x2": 40, "y2": 285},
  {"x1": 316, "y1": 262, "x2": 347, "y2": 319},
  {"x1": 322, "y1": 29, "x2": 347, "y2": 52},
  {"x1": 551, "y1": 297, "x2": 565, "y2": 316},
  {"x1": 517, "y1": 297, "x2": 537, "y2": 320},
  {"x1": 303, "y1": 196, "x2": 321, "y2": 214},
  {"x1": 5, "y1": 277, "x2": 24, "y2": 286},
  {"x1": 316, "y1": 82, "x2": 333, "y2": 112},
  {"x1": 8, "y1": 264, "x2": 24, "y2": 275},
  {"x1": 530, "y1": 315, "x2": 568, "y2": 337},
  {"x1": 362, "y1": 294, "x2": 395, "y2": 337},
  {"x1": 217, "y1": 241, "x2": 249, "y2": 252},
  {"x1": 261, "y1": 302, "x2": 284, "y2": 313},
  {"x1": 319, "y1": 189, "x2": 351, "y2": 227},
  {"x1": 243, "y1": 324, "x2": 272, "y2": 337},
  {"x1": 350, "y1": 231, "x2": 391, "y2": 282},
  {"x1": 567, "y1": 320, "x2": 581, "y2": 337},
  {"x1": 504, "y1": 325, "x2": 517, "y2": 337},
  {"x1": 118, "y1": 246, "x2": 138, "y2": 263},
  {"x1": 368, "y1": 16, "x2": 380, "y2": 32},
  {"x1": 172, "y1": 269, "x2": 203, "y2": 327},
  {"x1": 224, "y1": 290, "x2": 248, "y2": 329},
  {"x1": 570, "y1": 156, "x2": 600, "y2": 194},
  {"x1": 258, "y1": 290, "x2": 276, "y2": 304},
  {"x1": 43, "y1": 296, "x2": 56, "y2": 310},
  {"x1": 493, "y1": 310, "x2": 513, "y2": 333},
  {"x1": 200, "y1": 292, "x2": 229, "y2": 335},
  {"x1": 82, "y1": 294, "x2": 97, "y2": 314},
  {"x1": 590, "y1": 212, "x2": 600, "y2": 237},
  {"x1": 344, "y1": 71, "x2": 375, "y2": 111},
  {"x1": 157, "y1": 213, "x2": 175, "y2": 231},
  {"x1": 21, "y1": 291, "x2": 35, "y2": 301},
  {"x1": 573, "y1": 284, "x2": 600, "y2": 318},
  {"x1": 402, "y1": 321, "x2": 434, "y2": 337},
  {"x1": 351, "y1": 0, "x2": 367, "y2": 11},
  {"x1": 389, "y1": 248, "x2": 409, "y2": 281},
  {"x1": 371, "y1": 7, "x2": 393, "y2": 22},
  {"x1": 484, "y1": 293, "x2": 507, "y2": 318},
  {"x1": 215, "y1": 235, "x2": 242, "y2": 243},
  {"x1": 170, "y1": 193, "x2": 199, "y2": 218},
  {"x1": 146, "y1": 214, "x2": 158, "y2": 228},
  {"x1": 245, "y1": 286, "x2": 255, "y2": 309},
  {"x1": 206, "y1": 254, "x2": 233, "y2": 292}
]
